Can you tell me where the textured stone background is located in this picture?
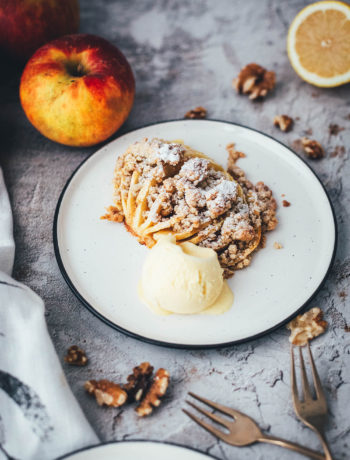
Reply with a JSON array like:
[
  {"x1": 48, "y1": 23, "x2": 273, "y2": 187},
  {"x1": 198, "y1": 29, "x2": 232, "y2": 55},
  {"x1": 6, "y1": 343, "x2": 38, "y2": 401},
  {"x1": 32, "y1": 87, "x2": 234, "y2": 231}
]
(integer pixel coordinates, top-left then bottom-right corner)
[{"x1": 1, "y1": 0, "x2": 350, "y2": 458}]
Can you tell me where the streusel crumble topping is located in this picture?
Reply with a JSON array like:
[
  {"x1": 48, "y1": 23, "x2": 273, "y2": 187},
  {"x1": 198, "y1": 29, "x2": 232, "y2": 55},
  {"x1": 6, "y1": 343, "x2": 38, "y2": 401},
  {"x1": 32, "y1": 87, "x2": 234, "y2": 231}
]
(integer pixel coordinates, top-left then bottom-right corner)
[{"x1": 103, "y1": 138, "x2": 277, "y2": 277}]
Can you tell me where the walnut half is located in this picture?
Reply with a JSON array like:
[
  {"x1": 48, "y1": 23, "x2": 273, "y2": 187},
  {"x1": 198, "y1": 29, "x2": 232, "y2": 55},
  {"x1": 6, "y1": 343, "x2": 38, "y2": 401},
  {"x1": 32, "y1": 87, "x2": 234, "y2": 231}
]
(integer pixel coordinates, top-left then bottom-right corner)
[
  {"x1": 136, "y1": 368, "x2": 170, "y2": 417},
  {"x1": 64, "y1": 345, "x2": 88, "y2": 366},
  {"x1": 123, "y1": 362, "x2": 154, "y2": 402},
  {"x1": 274, "y1": 115, "x2": 293, "y2": 132},
  {"x1": 233, "y1": 63, "x2": 276, "y2": 100},
  {"x1": 85, "y1": 379, "x2": 127, "y2": 407},
  {"x1": 301, "y1": 138, "x2": 325, "y2": 160},
  {"x1": 184, "y1": 106, "x2": 207, "y2": 119},
  {"x1": 287, "y1": 307, "x2": 328, "y2": 346}
]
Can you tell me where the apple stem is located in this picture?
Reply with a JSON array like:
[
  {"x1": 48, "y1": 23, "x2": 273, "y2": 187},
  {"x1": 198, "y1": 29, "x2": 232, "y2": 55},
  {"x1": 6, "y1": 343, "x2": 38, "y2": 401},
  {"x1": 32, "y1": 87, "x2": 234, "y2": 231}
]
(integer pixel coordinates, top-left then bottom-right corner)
[{"x1": 66, "y1": 60, "x2": 86, "y2": 78}]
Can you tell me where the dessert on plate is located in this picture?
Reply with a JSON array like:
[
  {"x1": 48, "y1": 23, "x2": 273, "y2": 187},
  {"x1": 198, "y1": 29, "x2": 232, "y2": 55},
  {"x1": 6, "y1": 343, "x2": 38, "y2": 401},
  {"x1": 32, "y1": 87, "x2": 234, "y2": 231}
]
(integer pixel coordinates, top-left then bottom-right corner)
[{"x1": 102, "y1": 138, "x2": 277, "y2": 279}]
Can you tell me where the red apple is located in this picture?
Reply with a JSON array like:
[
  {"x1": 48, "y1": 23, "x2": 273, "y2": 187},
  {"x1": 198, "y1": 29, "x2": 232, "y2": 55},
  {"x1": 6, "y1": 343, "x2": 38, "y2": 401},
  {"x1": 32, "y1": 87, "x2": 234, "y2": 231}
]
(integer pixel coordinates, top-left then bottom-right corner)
[
  {"x1": 20, "y1": 34, "x2": 135, "y2": 147},
  {"x1": 0, "y1": 0, "x2": 79, "y2": 62}
]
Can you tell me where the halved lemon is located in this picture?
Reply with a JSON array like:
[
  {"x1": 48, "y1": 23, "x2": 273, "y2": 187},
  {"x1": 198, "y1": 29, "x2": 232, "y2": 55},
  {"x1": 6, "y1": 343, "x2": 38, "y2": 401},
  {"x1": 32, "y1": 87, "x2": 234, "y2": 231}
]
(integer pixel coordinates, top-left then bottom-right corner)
[{"x1": 287, "y1": 1, "x2": 350, "y2": 87}]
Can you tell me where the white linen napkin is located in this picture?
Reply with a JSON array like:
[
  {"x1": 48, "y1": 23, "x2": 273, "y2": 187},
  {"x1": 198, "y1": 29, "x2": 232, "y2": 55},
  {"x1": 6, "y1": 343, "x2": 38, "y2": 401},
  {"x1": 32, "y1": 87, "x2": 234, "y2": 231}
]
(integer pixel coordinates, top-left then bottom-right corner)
[{"x1": 0, "y1": 168, "x2": 98, "y2": 460}]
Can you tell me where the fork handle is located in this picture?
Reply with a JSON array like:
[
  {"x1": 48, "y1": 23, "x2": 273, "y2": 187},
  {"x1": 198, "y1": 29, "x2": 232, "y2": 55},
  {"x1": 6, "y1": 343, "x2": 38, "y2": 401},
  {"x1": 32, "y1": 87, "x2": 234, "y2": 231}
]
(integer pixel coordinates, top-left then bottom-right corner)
[
  {"x1": 312, "y1": 428, "x2": 333, "y2": 460},
  {"x1": 258, "y1": 434, "x2": 325, "y2": 460}
]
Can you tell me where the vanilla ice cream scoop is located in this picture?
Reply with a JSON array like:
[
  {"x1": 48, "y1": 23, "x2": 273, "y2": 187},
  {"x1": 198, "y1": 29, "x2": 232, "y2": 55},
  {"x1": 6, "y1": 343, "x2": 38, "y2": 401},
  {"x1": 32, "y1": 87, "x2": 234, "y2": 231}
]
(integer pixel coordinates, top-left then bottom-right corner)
[{"x1": 138, "y1": 235, "x2": 233, "y2": 315}]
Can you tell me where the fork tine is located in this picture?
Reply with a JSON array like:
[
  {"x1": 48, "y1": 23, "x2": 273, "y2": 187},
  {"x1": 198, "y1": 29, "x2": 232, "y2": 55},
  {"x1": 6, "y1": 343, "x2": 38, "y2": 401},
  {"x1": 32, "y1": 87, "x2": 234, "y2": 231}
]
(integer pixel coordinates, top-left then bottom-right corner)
[
  {"x1": 182, "y1": 409, "x2": 230, "y2": 442},
  {"x1": 307, "y1": 341, "x2": 326, "y2": 403},
  {"x1": 299, "y1": 346, "x2": 312, "y2": 400},
  {"x1": 188, "y1": 392, "x2": 240, "y2": 418},
  {"x1": 186, "y1": 400, "x2": 231, "y2": 429},
  {"x1": 290, "y1": 345, "x2": 300, "y2": 407}
]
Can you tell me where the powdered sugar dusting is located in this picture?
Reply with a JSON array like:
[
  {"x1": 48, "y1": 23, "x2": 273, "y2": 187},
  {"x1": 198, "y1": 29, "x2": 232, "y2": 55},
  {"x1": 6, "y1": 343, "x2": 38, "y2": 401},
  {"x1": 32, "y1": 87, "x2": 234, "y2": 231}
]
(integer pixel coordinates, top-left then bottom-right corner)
[
  {"x1": 157, "y1": 143, "x2": 182, "y2": 164},
  {"x1": 216, "y1": 180, "x2": 237, "y2": 197},
  {"x1": 179, "y1": 157, "x2": 210, "y2": 184},
  {"x1": 205, "y1": 180, "x2": 238, "y2": 218},
  {"x1": 206, "y1": 180, "x2": 237, "y2": 203}
]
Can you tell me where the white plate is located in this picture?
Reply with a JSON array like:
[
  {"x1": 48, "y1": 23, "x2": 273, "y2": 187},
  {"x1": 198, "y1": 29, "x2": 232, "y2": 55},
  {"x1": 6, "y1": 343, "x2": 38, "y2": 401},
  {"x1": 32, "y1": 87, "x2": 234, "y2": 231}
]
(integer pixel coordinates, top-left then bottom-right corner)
[
  {"x1": 54, "y1": 120, "x2": 336, "y2": 348},
  {"x1": 59, "y1": 441, "x2": 218, "y2": 460}
]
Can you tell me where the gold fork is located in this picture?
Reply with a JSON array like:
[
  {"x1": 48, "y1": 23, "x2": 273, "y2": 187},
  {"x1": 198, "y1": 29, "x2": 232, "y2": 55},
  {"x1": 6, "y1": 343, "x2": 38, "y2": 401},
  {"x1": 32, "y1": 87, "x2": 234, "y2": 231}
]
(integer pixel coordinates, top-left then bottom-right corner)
[
  {"x1": 291, "y1": 342, "x2": 333, "y2": 460},
  {"x1": 183, "y1": 392, "x2": 324, "y2": 459}
]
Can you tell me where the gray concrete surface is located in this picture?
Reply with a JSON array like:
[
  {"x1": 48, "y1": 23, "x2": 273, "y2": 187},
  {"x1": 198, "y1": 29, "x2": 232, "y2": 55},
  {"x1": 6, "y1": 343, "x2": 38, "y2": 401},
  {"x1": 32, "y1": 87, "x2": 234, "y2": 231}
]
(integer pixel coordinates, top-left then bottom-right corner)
[{"x1": 1, "y1": 1, "x2": 350, "y2": 458}]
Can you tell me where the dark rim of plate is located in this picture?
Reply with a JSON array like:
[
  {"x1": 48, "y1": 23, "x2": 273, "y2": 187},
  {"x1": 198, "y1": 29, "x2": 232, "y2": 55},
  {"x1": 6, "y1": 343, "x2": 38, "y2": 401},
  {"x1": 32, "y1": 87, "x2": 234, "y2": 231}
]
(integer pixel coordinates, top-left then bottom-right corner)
[{"x1": 53, "y1": 119, "x2": 338, "y2": 350}]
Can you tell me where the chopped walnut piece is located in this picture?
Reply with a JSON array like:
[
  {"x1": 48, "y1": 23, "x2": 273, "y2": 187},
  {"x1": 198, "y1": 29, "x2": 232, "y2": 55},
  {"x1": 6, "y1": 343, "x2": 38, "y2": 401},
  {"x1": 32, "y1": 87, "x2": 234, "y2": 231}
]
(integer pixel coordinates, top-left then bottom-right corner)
[
  {"x1": 225, "y1": 143, "x2": 246, "y2": 164},
  {"x1": 64, "y1": 345, "x2": 88, "y2": 366},
  {"x1": 85, "y1": 379, "x2": 127, "y2": 407},
  {"x1": 274, "y1": 115, "x2": 293, "y2": 132},
  {"x1": 329, "y1": 124, "x2": 344, "y2": 136},
  {"x1": 123, "y1": 362, "x2": 154, "y2": 402},
  {"x1": 184, "y1": 106, "x2": 207, "y2": 119},
  {"x1": 273, "y1": 242, "x2": 283, "y2": 249},
  {"x1": 101, "y1": 205, "x2": 124, "y2": 222},
  {"x1": 233, "y1": 63, "x2": 276, "y2": 100},
  {"x1": 136, "y1": 368, "x2": 170, "y2": 417},
  {"x1": 301, "y1": 138, "x2": 325, "y2": 160},
  {"x1": 282, "y1": 200, "x2": 291, "y2": 207},
  {"x1": 287, "y1": 307, "x2": 328, "y2": 346}
]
